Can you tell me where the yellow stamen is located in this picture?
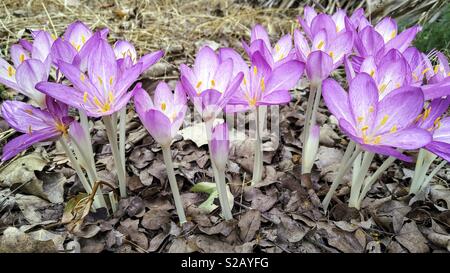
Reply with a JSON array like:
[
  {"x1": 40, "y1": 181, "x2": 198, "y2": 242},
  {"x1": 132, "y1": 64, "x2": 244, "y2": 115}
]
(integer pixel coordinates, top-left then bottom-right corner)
[
  {"x1": 379, "y1": 83, "x2": 387, "y2": 93},
  {"x1": 97, "y1": 76, "x2": 103, "y2": 85},
  {"x1": 55, "y1": 121, "x2": 68, "y2": 135},
  {"x1": 248, "y1": 97, "x2": 257, "y2": 107},
  {"x1": 161, "y1": 102, "x2": 166, "y2": 111},
  {"x1": 370, "y1": 70, "x2": 375, "y2": 77},
  {"x1": 253, "y1": 66, "x2": 258, "y2": 75},
  {"x1": 373, "y1": 136, "x2": 382, "y2": 144},
  {"x1": 80, "y1": 73, "x2": 85, "y2": 82},
  {"x1": 361, "y1": 125, "x2": 369, "y2": 132},
  {"x1": 109, "y1": 76, "x2": 114, "y2": 86},
  {"x1": 51, "y1": 34, "x2": 57, "y2": 40},
  {"x1": 275, "y1": 44, "x2": 280, "y2": 53},
  {"x1": 108, "y1": 91, "x2": 115, "y2": 103},
  {"x1": 434, "y1": 65, "x2": 440, "y2": 74},
  {"x1": 83, "y1": 92, "x2": 88, "y2": 103},
  {"x1": 28, "y1": 125, "x2": 32, "y2": 135},
  {"x1": 421, "y1": 68, "x2": 430, "y2": 75},
  {"x1": 196, "y1": 81, "x2": 202, "y2": 88},
  {"x1": 317, "y1": 41, "x2": 324, "y2": 50},
  {"x1": 357, "y1": 116, "x2": 364, "y2": 123},
  {"x1": 81, "y1": 35, "x2": 86, "y2": 44},
  {"x1": 368, "y1": 106, "x2": 375, "y2": 113},
  {"x1": 390, "y1": 125, "x2": 397, "y2": 133},
  {"x1": 329, "y1": 51, "x2": 334, "y2": 59},
  {"x1": 211, "y1": 79, "x2": 216, "y2": 87},
  {"x1": 412, "y1": 73, "x2": 418, "y2": 81},
  {"x1": 19, "y1": 54, "x2": 25, "y2": 63},
  {"x1": 380, "y1": 115, "x2": 389, "y2": 126},
  {"x1": 7, "y1": 66, "x2": 15, "y2": 77},
  {"x1": 25, "y1": 109, "x2": 33, "y2": 115},
  {"x1": 243, "y1": 77, "x2": 247, "y2": 86},
  {"x1": 390, "y1": 30, "x2": 396, "y2": 40},
  {"x1": 395, "y1": 83, "x2": 400, "y2": 88},
  {"x1": 447, "y1": 72, "x2": 450, "y2": 77},
  {"x1": 423, "y1": 107, "x2": 431, "y2": 120},
  {"x1": 260, "y1": 77, "x2": 265, "y2": 92},
  {"x1": 76, "y1": 44, "x2": 81, "y2": 51},
  {"x1": 415, "y1": 114, "x2": 423, "y2": 123},
  {"x1": 93, "y1": 96, "x2": 103, "y2": 108}
]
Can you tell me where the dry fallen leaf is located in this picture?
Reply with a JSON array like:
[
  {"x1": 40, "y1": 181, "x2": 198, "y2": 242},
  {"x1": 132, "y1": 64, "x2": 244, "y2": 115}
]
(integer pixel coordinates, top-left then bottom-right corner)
[{"x1": 238, "y1": 210, "x2": 261, "y2": 242}]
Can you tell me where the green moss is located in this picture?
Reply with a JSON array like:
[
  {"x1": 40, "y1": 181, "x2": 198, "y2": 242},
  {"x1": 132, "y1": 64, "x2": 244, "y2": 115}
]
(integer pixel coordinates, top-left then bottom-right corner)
[{"x1": 412, "y1": 3, "x2": 450, "y2": 54}]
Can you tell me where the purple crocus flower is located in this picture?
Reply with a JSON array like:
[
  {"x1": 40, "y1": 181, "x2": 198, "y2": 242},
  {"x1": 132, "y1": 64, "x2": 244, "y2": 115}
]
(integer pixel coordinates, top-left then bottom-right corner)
[
  {"x1": 242, "y1": 24, "x2": 295, "y2": 68},
  {"x1": 210, "y1": 122, "x2": 230, "y2": 172},
  {"x1": 298, "y1": 7, "x2": 356, "y2": 39},
  {"x1": 134, "y1": 82, "x2": 187, "y2": 147},
  {"x1": 36, "y1": 37, "x2": 147, "y2": 117},
  {"x1": 322, "y1": 73, "x2": 432, "y2": 162},
  {"x1": 1, "y1": 96, "x2": 74, "y2": 161},
  {"x1": 415, "y1": 97, "x2": 450, "y2": 161},
  {"x1": 180, "y1": 46, "x2": 243, "y2": 121},
  {"x1": 219, "y1": 48, "x2": 304, "y2": 111}
]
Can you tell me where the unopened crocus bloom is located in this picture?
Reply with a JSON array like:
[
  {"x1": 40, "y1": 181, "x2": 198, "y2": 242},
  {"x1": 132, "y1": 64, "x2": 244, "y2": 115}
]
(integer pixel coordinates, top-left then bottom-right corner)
[
  {"x1": 220, "y1": 49, "x2": 304, "y2": 111},
  {"x1": 134, "y1": 82, "x2": 187, "y2": 147},
  {"x1": 180, "y1": 46, "x2": 243, "y2": 122},
  {"x1": 1, "y1": 96, "x2": 73, "y2": 161},
  {"x1": 322, "y1": 73, "x2": 432, "y2": 162},
  {"x1": 36, "y1": 37, "x2": 145, "y2": 117},
  {"x1": 242, "y1": 24, "x2": 295, "y2": 68}
]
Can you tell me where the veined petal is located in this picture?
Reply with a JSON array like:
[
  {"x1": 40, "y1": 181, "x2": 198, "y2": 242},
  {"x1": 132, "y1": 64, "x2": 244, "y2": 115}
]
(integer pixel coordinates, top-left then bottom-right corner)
[
  {"x1": 115, "y1": 62, "x2": 143, "y2": 97},
  {"x1": 1, "y1": 128, "x2": 60, "y2": 161},
  {"x1": 306, "y1": 51, "x2": 333, "y2": 83},
  {"x1": 312, "y1": 29, "x2": 328, "y2": 51},
  {"x1": 417, "y1": 97, "x2": 450, "y2": 130},
  {"x1": 0, "y1": 57, "x2": 19, "y2": 90},
  {"x1": 377, "y1": 50, "x2": 410, "y2": 98},
  {"x1": 322, "y1": 78, "x2": 352, "y2": 123},
  {"x1": 265, "y1": 60, "x2": 304, "y2": 93},
  {"x1": 250, "y1": 24, "x2": 271, "y2": 50},
  {"x1": 426, "y1": 141, "x2": 450, "y2": 162},
  {"x1": 360, "y1": 144, "x2": 412, "y2": 162},
  {"x1": 154, "y1": 81, "x2": 174, "y2": 114},
  {"x1": 379, "y1": 127, "x2": 432, "y2": 149},
  {"x1": 210, "y1": 122, "x2": 229, "y2": 171},
  {"x1": 57, "y1": 60, "x2": 102, "y2": 98},
  {"x1": 375, "y1": 17, "x2": 397, "y2": 43},
  {"x1": 218, "y1": 47, "x2": 249, "y2": 80},
  {"x1": 329, "y1": 31, "x2": 353, "y2": 64},
  {"x1": 194, "y1": 46, "x2": 219, "y2": 82},
  {"x1": 138, "y1": 50, "x2": 164, "y2": 72},
  {"x1": 87, "y1": 38, "x2": 118, "y2": 96},
  {"x1": 64, "y1": 21, "x2": 93, "y2": 52},
  {"x1": 303, "y1": 6, "x2": 317, "y2": 26},
  {"x1": 35, "y1": 82, "x2": 85, "y2": 112},
  {"x1": 384, "y1": 25, "x2": 421, "y2": 53},
  {"x1": 433, "y1": 117, "x2": 450, "y2": 143},
  {"x1": 45, "y1": 96, "x2": 69, "y2": 121},
  {"x1": 1, "y1": 100, "x2": 54, "y2": 133},
  {"x1": 212, "y1": 59, "x2": 233, "y2": 93},
  {"x1": 133, "y1": 86, "x2": 154, "y2": 117},
  {"x1": 332, "y1": 9, "x2": 347, "y2": 32},
  {"x1": 113, "y1": 40, "x2": 137, "y2": 61},
  {"x1": 51, "y1": 38, "x2": 77, "y2": 65},
  {"x1": 140, "y1": 109, "x2": 172, "y2": 147},
  {"x1": 31, "y1": 30, "x2": 54, "y2": 62},
  {"x1": 293, "y1": 29, "x2": 310, "y2": 62},
  {"x1": 374, "y1": 86, "x2": 424, "y2": 135},
  {"x1": 357, "y1": 26, "x2": 384, "y2": 57},
  {"x1": 10, "y1": 44, "x2": 30, "y2": 68},
  {"x1": 311, "y1": 14, "x2": 337, "y2": 40},
  {"x1": 15, "y1": 59, "x2": 47, "y2": 107},
  {"x1": 259, "y1": 89, "x2": 291, "y2": 105},
  {"x1": 273, "y1": 34, "x2": 292, "y2": 62},
  {"x1": 348, "y1": 73, "x2": 379, "y2": 131},
  {"x1": 422, "y1": 77, "x2": 450, "y2": 100}
]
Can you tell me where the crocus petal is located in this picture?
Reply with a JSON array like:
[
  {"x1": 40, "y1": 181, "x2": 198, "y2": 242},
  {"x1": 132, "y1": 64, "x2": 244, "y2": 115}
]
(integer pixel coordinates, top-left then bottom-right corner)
[
  {"x1": 115, "y1": 62, "x2": 143, "y2": 97},
  {"x1": 311, "y1": 14, "x2": 337, "y2": 39},
  {"x1": 64, "y1": 21, "x2": 93, "y2": 52},
  {"x1": 293, "y1": 29, "x2": 310, "y2": 62},
  {"x1": 218, "y1": 47, "x2": 249, "y2": 80},
  {"x1": 75, "y1": 31, "x2": 102, "y2": 71},
  {"x1": 426, "y1": 141, "x2": 450, "y2": 162},
  {"x1": 380, "y1": 127, "x2": 431, "y2": 150},
  {"x1": 87, "y1": 39, "x2": 118, "y2": 96},
  {"x1": 312, "y1": 29, "x2": 328, "y2": 51},
  {"x1": 356, "y1": 26, "x2": 384, "y2": 57},
  {"x1": 417, "y1": 98, "x2": 450, "y2": 130},
  {"x1": 332, "y1": 9, "x2": 347, "y2": 32},
  {"x1": 210, "y1": 122, "x2": 229, "y2": 171},
  {"x1": 35, "y1": 82, "x2": 84, "y2": 111},
  {"x1": 250, "y1": 51, "x2": 272, "y2": 78},
  {"x1": 374, "y1": 86, "x2": 424, "y2": 135},
  {"x1": 306, "y1": 51, "x2": 333, "y2": 83},
  {"x1": 1, "y1": 128, "x2": 60, "y2": 161},
  {"x1": 140, "y1": 109, "x2": 172, "y2": 147},
  {"x1": 31, "y1": 30, "x2": 54, "y2": 62},
  {"x1": 19, "y1": 39, "x2": 33, "y2": 52},
  {"x1": 422, "y1": 77, "x2": 450, "y2": 100},
  {"x1": 217, "y1": 72, "x2": 244, "y2": 110},
  {"x1": 384, "y1": 25, "x2": 421, "y2": 53},
  {"x1": 212, "y1": 59, "x2": 233, "y2": 93},
  {"x1": 1, "y1": 100, "x2": 54, "y2": 133},
  {"x1": 348, "y1": 73, "x2": 379, "y2": 130},
  {"x1": 0, "y1": 57, "x2": 19, "y2": 90},
  {"x1": 303, "y1": 6, "x2": 317, "y2": 26},
  {"x1": 194, "y1": 46, "x2": 219, "y2": 82},
  {"x1": 10, "y1": 44, "x2": 30, "y2": 68},
  {"x1": 329, "y1": 31, "x2": 353, "y2": 65},
  {"x1": 154, "y1": 81, "x2": 174, "y2": 111},
  {"x1": 265, "y1": 60, "x2": 304, "y2": 93},
  {"x1": 250, "y1": 25, "x2": 271, "y2": 50},
  {"x1": 57, "y1": 60, "x2": 102, "y2": 98},
  {"x1": 113, "y1": 40, "x2": 137, "y2": 61},
  {"x1": 138, "y1": 50, "x2": 164, "y2": 72},
  {"x1": 360, "y1": 144, "x2": 412, "y2": 162},
  {"x1": 359, "y1": 56, "x2": 377, "y2": 78},
  {"x1": 15, "y1": 59, "x2": 47, "y2": 107},
  {"x1": 376, "y1": 50, "x2": 410, "y2": 98},
  {"x1": 433, "y1": 117, "x2": 450, "y2": 143},
  {"x1": 45, "y1": 96, "x2": 69, "y2": 121},
  {"x1": 272, "y1": 34, "x2": 292, "y2": 62},
  {"x1": 51, "y1": 38, "x2": 78, "y2": 65},
  {"x1": 375, "y1": 17, "x2": 397, "y2": 43},
  {"x1": 344, "y1": 54, "x2": 356, "y2": 82},
  {"x1": 322, "y1": 78, "x2": 352, "y2": 122},
  {"x1": 133, "y1": 86, "x2": 154, "y2": 116},
  {"x1": 259, "y1": 89, "x2": 291, "y2": 105}
]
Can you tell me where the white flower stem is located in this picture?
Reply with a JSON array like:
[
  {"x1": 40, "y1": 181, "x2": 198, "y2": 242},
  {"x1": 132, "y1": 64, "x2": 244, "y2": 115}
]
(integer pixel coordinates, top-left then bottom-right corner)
[
  {"x1": 352, "y1": 152, "x2": 362, "y2": 186},
  {"x1": 119, "y1": 108, "x2": 126, "y2": 177},
  {"x1": 162, "y1": 146, "x2": 187, "y2": 225},
  {"x1": 410, "y1": 149, "x2": 437, "y2": 195},
  {"x1": 58, "y1": 137, "x2": 99, "y2": 209},
  {"x1": 348, "y1": 151, "x2": 375, "y2": 208},
  {"x1": 212, "y1": 163, "x2": 233, "y2": 220},
  {"x1": 357, "y1": 156, "x2": 396, "y2": 208},
  {"x1": 322, "y1": 145, "x2": 362, "y2": 211},
  {"x1": 302, "y1": 81, "x2": 321, "y2": 174},
  {"x1": 103, "y1": 115, "x2": 127, "y2": 198},
  {"x1": 410, "y1": 148, "x2": 426, "y2": 194},
  {"x1": 252, "y1": 106, "x2": 263, "y2": 185}
]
